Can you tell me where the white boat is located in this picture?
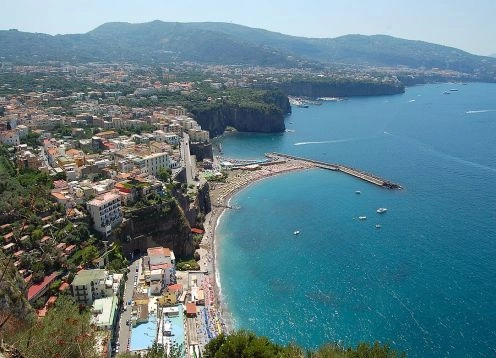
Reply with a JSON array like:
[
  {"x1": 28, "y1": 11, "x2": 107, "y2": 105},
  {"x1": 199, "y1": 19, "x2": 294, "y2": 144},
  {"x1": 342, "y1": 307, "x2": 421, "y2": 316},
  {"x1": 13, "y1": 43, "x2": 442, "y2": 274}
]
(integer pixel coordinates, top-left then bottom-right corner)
[
  {"x1": 293, "y1": 230, "x2": 300, "y2": 235},
  {"x1": 355, "y1": 190, "x2": 361, "y2": 194},
  {"x1": 375, "y1": 224, "x2": 382, "y2": 229},
  {"x1": 376, "y1": 208, "x2": 387, "y2": 214},
  {"x1": 358, "y1": 216, "x2": 367, "y2": 220}
]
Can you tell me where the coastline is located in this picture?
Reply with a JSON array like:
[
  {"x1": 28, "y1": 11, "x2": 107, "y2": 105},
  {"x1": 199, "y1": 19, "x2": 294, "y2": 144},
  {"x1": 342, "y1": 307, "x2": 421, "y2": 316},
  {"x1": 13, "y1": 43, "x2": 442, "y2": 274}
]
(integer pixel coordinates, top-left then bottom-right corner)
[{"x1": 197, "y1": 157, "x2": 315, "y2": 334}]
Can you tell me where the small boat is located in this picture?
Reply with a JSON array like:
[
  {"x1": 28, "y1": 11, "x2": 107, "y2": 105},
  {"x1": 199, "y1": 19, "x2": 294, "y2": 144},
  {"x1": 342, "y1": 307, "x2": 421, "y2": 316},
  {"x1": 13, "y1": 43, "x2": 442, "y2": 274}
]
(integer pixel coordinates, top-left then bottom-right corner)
[
  {"x1": 293, "y1": 230, "x2": 300, "y2": 235},
  {"x1": 358, "y1": 216, "x2": 367, "y2": 220},
  {"x1": 376, "y1": 208, "x2": 387, "y2": 214},
  {"x1": 449, "y1": 88, "x2": 459, "y2": 92},
  {"x1": 355, "y1": 191, "x2": 361, "y2": 194},
  {"x1": 443, "y1": 91, "x2": 451, "y2": 95},
  {"x1": 375, "y1": 224, "x2": 382, "y2": 229}
]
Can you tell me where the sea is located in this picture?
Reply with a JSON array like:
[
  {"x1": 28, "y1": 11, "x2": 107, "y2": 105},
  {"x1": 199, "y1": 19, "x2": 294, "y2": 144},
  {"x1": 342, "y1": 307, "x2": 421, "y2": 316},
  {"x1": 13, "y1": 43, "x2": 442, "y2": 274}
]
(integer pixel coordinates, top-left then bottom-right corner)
[{"x1": 214, "y1": 83, "x2": 496, "y2": 357}]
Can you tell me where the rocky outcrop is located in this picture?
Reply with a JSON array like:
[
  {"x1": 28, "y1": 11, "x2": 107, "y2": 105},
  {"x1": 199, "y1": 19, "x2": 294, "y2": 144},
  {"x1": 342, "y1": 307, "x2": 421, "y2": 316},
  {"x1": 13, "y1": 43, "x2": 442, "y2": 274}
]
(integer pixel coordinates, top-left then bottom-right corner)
[
  {"x1": 117, "y1": 201, "x2": 194, "y2": 259},
  {"x1": 189, "y1": 142, "x2": 213, "y2": 161},
  {"x1": 278, "y1": 80, "x2": 405, "y2": 97},
  {"x1": 188, "y1": 89, "x2": 291, "y2": 137},
  {"x1": 174, "y1": 182, "x2": 211, "y2": 229},
  {"x1": 191, "y1": 104, "x2": 286, "y2": 137}
]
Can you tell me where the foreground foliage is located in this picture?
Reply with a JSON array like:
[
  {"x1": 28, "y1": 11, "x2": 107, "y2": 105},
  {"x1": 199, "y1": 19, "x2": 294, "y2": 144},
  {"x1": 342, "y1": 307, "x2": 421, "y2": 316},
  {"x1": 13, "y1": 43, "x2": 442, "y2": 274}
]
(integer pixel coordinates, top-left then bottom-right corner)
[
  {"x1": 5, "y1": 296, "x2": 99, "y2": 358},
  {"x1": 204, "y1": 330, "x2": 406, "y2": 358}
]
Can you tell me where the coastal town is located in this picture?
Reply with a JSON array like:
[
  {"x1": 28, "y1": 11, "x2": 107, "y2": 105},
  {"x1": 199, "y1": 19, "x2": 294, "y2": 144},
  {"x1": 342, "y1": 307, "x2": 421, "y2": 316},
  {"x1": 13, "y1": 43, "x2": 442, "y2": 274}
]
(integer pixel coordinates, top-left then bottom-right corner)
[{"x1": 0, "y1": 63, "x2": 331, "y2": 357}]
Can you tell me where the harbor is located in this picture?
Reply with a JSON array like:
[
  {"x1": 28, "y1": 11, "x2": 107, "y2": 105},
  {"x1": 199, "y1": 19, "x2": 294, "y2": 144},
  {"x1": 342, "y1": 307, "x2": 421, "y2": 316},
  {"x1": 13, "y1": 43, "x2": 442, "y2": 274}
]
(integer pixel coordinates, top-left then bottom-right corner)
[{"x1": 245, "y1": 152, "x2": 403, "y2": 189}]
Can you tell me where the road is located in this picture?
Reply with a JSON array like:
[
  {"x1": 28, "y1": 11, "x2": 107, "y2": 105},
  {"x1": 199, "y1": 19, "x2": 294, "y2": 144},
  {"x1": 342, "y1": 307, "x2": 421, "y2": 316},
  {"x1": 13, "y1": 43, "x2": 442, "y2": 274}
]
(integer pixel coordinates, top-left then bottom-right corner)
[
  {"x1": 116, "y1": 259, "x2": 140, "y2": 355},
  {"x1": 181, "y1": 134, "x2": 194, "y2": 184}
]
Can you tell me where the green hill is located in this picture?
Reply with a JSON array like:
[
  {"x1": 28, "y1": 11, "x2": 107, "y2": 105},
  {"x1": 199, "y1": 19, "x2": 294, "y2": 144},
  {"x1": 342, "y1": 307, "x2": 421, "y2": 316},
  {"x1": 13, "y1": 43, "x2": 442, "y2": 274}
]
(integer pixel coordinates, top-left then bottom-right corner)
[{"x1": 1, "y1": 21, "x2": 495, "y2": 79}]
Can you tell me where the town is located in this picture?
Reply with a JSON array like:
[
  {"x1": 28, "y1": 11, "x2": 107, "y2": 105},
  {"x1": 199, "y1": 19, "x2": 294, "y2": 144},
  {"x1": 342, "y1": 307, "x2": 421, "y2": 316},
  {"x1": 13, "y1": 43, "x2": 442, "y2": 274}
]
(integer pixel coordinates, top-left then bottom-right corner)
[{"x1": 0, "y1": 63, "x2": 238, "y2": 357}]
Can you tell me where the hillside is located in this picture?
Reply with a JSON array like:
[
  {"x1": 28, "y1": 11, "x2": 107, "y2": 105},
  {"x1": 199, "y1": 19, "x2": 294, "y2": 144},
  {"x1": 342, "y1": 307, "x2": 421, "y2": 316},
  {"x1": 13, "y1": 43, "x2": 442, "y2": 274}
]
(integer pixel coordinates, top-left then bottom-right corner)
[{"x1": 1, "y1": 21, "x2": 496, "y2": 79}]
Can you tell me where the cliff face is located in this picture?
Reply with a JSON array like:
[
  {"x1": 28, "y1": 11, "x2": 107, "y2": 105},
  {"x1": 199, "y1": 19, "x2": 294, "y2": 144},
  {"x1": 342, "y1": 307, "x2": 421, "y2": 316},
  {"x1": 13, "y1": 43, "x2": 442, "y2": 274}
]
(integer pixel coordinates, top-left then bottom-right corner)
[
  {"x1": 118, "y1": 201, "x2": 194, "y2": 259},
  {"x1": 191, "y1": 104, "x2": 286, "y2": 137},
  {"x1": 174, "y1": 182, "x2": 211, "y2": 229},
  {"x1": 189, "y1": 142, "x2": 213, "y2": 161},
  {"x1": 279, "y1": 80, "x2": 405, "y2": 97},
  {"x1": 188, "y1": 89, "x2": 291, "y2": 137}
]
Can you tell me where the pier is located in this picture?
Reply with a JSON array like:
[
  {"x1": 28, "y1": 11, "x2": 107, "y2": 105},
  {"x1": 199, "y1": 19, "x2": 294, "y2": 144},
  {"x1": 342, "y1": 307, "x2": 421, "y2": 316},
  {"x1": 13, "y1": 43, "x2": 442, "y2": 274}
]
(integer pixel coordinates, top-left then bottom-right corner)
[{"x1": 267, "y1": 153, "x2": 402, "y2": 189}]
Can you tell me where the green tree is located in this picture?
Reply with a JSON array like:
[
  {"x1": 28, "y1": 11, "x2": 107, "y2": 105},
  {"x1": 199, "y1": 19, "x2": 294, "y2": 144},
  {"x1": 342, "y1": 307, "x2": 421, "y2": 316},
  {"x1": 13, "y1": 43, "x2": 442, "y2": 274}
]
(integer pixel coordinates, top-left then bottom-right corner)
[
  {"x1": 81, "y1": 245, "x2": 99, "y2": 266},
  {"x1": 7, "y1": 296, "x2": 98, "y2": 358},
  {"x1": 157, "y1": 167, "x2": 173, "y2": 183},
  {"x1": 30, "y1": 228, "x2": 44, "y2": 241}
]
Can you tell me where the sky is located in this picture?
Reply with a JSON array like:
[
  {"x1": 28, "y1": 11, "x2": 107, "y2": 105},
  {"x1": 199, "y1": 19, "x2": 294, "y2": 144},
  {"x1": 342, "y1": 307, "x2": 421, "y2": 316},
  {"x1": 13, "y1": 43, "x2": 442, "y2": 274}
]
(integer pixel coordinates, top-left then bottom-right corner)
[{"x1": 1, "y1": 0, "x2": 495, "y2": 56}]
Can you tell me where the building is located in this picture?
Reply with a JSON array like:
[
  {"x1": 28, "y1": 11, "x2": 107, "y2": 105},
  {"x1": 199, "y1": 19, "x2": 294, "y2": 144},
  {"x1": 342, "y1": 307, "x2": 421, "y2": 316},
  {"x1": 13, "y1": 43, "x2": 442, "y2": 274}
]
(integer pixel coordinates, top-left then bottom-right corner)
[
  {"x1": 0, "y1": 130, "x2": 20, "y2": 146},
  {"x1": 91, "y1": 295, "x2": 118, "y2": 331},
  {"x1": 70, "y1": 269, "x2": 114, "y2": 305},
  {"x1": 86, "y1": 191, "x2": 122, "y2": 235},
  {"x1": 142, "y1": 152, "x2": 179, "y2": 176},
  {"x1": 27, "y1": 271, "x2": 58, "y2": 303},
  {"x1": 147, "y1": 247, "x2": 175, "y2": 267}
]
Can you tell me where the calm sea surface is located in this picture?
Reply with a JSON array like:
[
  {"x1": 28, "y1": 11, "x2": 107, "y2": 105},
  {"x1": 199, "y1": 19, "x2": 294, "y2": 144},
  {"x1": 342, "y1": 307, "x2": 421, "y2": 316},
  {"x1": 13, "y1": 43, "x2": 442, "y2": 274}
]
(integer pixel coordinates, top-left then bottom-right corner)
[{"x1": 215, "y1": 83, "x2": 496, "y2": 357}]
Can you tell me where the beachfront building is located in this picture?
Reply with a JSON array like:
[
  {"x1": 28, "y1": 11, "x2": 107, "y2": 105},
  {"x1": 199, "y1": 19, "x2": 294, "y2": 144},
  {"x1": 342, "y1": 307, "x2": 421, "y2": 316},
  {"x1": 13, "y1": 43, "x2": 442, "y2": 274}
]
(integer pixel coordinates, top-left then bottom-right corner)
[
  {"x1": 70, "y1": 269, "x2": 116, "y2": 306},
  {"x1": 86, "y1": 191, "x2": 122, "y2": 235}
]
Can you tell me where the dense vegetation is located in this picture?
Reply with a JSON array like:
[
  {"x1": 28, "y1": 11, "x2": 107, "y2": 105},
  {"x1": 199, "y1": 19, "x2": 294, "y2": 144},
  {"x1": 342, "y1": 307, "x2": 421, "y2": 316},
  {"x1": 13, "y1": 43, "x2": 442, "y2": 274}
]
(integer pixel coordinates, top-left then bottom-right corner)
[
  {"x1": 0, "y1": 146, "x2": 54, "y2": 226},
  {"x1": 1, "y1": 21, "x2": 496, "y2": 80},
  {"x1": 204, "y1": 330, "x2": 405, "y2": 358},
  {"x1": 3, "y1": 296, "x2": 99, "y2": 358}
]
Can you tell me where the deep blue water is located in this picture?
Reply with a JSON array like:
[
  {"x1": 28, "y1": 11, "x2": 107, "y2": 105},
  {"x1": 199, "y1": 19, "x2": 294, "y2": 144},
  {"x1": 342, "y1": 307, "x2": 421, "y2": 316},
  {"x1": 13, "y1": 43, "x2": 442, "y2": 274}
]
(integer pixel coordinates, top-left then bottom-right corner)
[{"x1": 215, "y1": 83, "x2": 496, "y2": 357}]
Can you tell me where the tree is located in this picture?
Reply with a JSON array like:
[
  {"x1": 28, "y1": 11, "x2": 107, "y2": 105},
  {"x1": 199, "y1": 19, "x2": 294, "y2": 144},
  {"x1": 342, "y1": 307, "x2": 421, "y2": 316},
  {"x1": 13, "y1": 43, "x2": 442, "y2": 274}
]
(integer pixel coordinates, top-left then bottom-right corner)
[
  {"x1": 81, "y1": 245, "x2": 99, "y2": 266},
  {"x1": 203, "y1": 330, "x2": 406, "y2": 358},
  {"x1": 31, "y1": 228, "x2": 44, "y2": 242},
  {"x1": 157, "y1": 167, "x2": 173, "y2": 183},
  {"x1": 7, "y1": 296, "x2": 98, "y2": 358}
]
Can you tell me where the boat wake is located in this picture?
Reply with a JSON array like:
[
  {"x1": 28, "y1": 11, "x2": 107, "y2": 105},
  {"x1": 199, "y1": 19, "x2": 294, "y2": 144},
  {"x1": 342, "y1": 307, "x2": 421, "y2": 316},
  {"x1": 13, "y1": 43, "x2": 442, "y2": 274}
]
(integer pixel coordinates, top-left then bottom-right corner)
[
  {"x1": 465, "y1": 109, "x2": 496, "y2": 114},
  {"x1": 294, "y1": 138, "x2": 357, "y2": 146},
  {"x1": 386, "y1": 132, "x2": 496, "y2": 173}
]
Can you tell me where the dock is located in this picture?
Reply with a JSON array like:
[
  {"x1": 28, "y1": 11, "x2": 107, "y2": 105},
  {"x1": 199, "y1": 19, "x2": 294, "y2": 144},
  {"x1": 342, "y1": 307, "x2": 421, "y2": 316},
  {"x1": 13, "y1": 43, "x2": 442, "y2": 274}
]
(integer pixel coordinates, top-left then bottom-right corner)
[{"x1": 266, "y1": 153, "x2": 402, "y2": 189}]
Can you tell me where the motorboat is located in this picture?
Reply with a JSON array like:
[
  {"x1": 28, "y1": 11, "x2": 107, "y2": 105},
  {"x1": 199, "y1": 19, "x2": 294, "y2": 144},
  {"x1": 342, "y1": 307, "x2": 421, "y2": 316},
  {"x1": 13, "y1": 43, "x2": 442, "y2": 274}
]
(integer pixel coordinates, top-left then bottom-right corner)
[
  {"x1": 293, "y1": 230, "x2": 300, "y2": 235},
  {"x1": 355, "y1": 190, "x2": 361, "y2": 194},
  {"x1": 375, "y1": 224, "x2": 382, "y2": 229},
  {"x1": 376, "y1": 208, "x2": 387, "y2": 214},
  {"x1": 358, "y1": 216, "x2": 367, "y2": 220}
]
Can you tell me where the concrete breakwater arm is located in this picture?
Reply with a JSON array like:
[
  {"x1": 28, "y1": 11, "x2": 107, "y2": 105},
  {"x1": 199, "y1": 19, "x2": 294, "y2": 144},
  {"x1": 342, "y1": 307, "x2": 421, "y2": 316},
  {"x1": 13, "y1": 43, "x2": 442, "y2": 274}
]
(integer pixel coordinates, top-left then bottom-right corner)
[{"x1": 266, "y1": 152, "x2": 402, "y2": 189}]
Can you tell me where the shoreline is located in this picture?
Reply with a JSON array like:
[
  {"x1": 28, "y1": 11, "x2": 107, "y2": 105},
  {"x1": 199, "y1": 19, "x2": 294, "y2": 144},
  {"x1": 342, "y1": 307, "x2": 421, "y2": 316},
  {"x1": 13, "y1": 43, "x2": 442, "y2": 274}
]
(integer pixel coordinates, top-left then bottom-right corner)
[{"x1": 198, "y1": 157, "x2": 315, "y2": 334}]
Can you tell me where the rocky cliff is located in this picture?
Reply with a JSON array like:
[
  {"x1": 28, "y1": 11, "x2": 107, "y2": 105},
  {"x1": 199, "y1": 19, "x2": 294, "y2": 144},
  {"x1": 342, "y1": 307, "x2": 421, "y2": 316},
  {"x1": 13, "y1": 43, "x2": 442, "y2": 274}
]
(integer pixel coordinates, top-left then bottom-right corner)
[
  {"x1": 190, "y1": 104, "x2": 286, "y2": 137},
  {"x1": 117, "y1": 200, "x2": 194, "y2": 259},
  {"x1": 188, "y1": 89, "x2": 290, "y2": 137},
  {"x1": 278, "y1": 79, "x2": 405, "y2": 97},
  {"x1": 173, "y1": 182, "x2": 211, "y2": 229}
]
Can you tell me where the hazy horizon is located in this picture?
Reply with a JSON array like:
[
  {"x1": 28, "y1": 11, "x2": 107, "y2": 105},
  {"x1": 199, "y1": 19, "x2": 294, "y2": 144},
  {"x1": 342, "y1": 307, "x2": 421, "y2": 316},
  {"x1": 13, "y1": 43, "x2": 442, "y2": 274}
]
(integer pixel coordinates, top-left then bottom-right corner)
[{"x1": 1, "y1": 0, "x2": 495, "y2": 56}]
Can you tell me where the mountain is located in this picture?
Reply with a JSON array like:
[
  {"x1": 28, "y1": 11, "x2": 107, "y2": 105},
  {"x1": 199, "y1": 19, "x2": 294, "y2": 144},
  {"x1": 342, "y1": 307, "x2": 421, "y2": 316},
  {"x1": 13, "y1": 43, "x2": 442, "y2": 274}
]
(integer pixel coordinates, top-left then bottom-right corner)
[{"x1": 1, "y1": 21, "x2": 495, "y2": 78}]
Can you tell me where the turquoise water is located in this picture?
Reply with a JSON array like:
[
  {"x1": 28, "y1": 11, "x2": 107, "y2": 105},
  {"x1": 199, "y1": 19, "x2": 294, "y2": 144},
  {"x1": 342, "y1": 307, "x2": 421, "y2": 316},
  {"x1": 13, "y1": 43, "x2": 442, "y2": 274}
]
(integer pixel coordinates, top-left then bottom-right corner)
[{"x1": 216, "y1": 83, "x2": 496, "y2": 357}]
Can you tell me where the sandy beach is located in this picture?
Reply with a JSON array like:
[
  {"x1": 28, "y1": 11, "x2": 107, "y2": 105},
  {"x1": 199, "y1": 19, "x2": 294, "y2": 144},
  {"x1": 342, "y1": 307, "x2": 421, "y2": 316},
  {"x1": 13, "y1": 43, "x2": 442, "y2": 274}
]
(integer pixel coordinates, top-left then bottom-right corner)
[{"x1": 196, "y1": 156, "x2": 314, "y2": 333}]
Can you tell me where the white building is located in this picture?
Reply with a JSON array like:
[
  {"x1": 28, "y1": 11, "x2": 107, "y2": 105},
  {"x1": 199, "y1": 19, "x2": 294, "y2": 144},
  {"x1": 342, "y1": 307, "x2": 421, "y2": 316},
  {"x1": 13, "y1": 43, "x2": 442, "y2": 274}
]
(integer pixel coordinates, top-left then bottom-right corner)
[
  {"x1": 71, "y1": 269, "x2": 116, "y2": 306},
  {"x1": 91, "y1": 295, "x2": 118, "y2": 331},
  {"x1": 188, "y1": 128, "x2": 210, "y2": 143},
  {"x1": 86, "y1": 191, "x2": 122, "y2": 234},
  {"x1": 143, "y1": 152, "x2": 179, "y2": 176},
  {"x1": 0, "y1": 130, "x2": 20, "y2": 146}
]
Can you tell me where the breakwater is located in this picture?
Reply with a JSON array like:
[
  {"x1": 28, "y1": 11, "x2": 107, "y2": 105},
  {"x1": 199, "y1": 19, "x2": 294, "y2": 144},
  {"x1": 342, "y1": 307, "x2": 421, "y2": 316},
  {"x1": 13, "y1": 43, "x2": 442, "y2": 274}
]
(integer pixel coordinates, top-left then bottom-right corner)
[{"x1": 266, "y1": 152, "x2": 402, "y2": 189}]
